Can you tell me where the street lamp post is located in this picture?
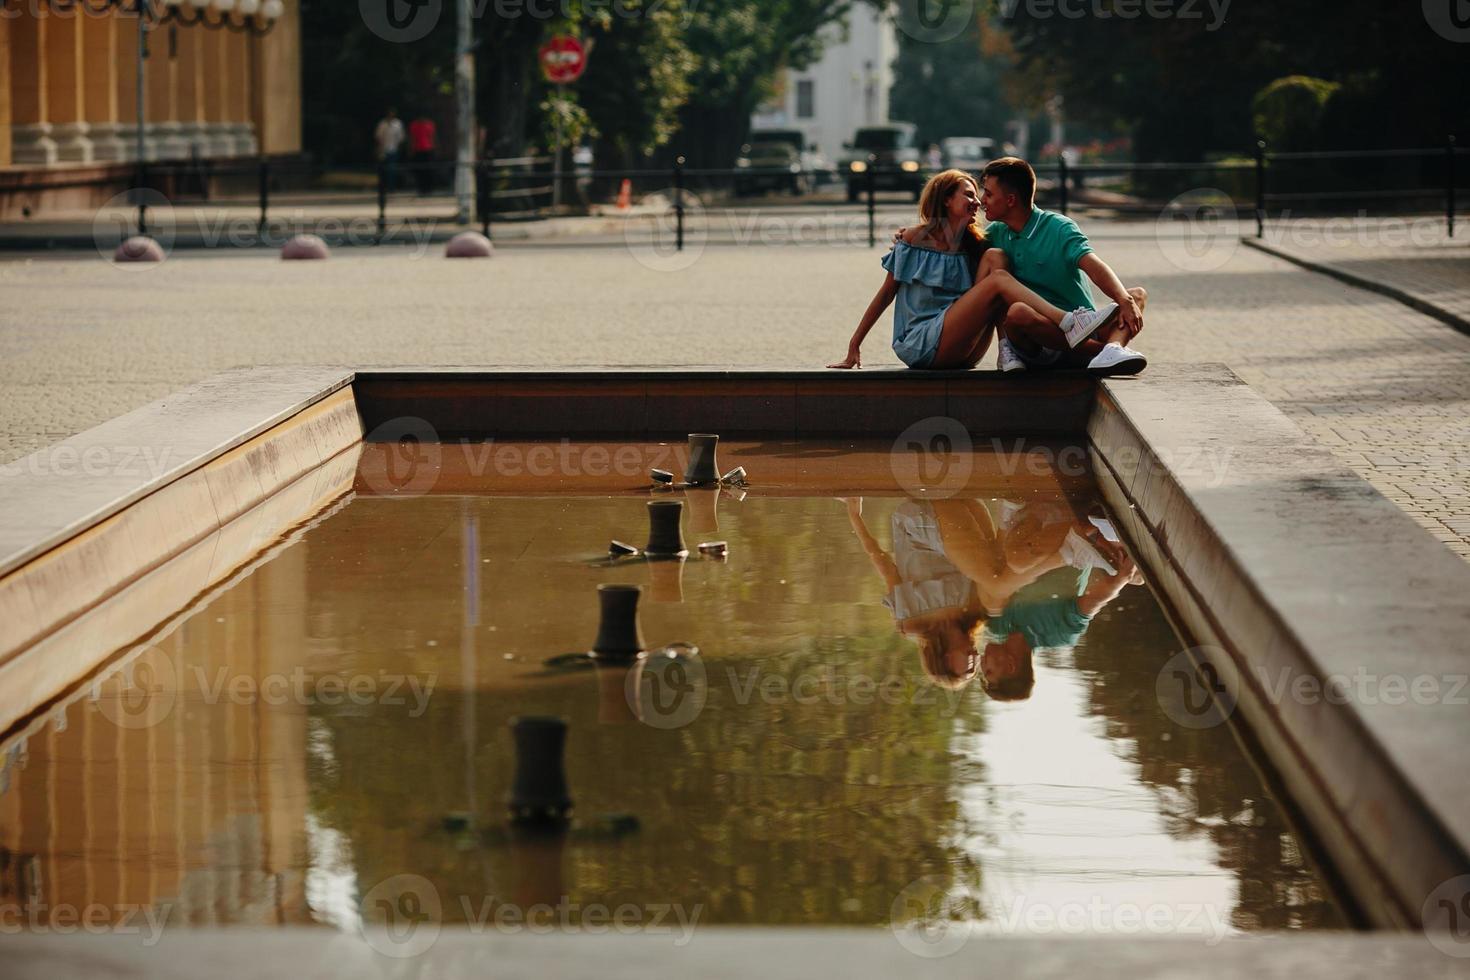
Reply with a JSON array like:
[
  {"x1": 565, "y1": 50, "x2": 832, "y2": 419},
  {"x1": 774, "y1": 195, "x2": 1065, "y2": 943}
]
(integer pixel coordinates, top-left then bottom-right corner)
[{"x1": 455, "y1": 0, "x2": 475, "y2": 225}]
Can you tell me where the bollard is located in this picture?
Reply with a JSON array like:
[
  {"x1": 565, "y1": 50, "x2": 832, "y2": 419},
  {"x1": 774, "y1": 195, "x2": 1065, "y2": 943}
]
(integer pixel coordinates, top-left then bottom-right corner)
[
  {"x1": 507, "y1": 717, "x2": 573, "y2": 827},
  {"x1": 644, "y1": 500, "x2": 689, "y2": 559},
  {"x1": 683, "y1": 433, "x2": 720, "y2": 486},
  {"x1": 590, "y1": 584, "x2": 648, "y2": 661},
  {"x1": 1058, "y1": 153, "x2": 1069, "y2": 215},
  {"x1": 1448, "y1": 135, "x2": 1457, "y2": 240}
]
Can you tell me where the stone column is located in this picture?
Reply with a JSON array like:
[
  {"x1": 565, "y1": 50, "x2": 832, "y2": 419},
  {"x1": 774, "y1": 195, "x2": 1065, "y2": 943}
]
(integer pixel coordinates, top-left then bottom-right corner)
[
  {"x1": 0, "y1": 15, "x2": 12, "y2": 167},
  {"x1": 251, "y1": 0, "x2": 301, "y2": 156},
  {"x1": 225, "y1": 30, "x2": 257, "y2": 156},
  {"x1": 149, "y1": 22, "x2": 187, "y2": 159},
  {"x1": 114, "y1": 8, "x2": 157, "y2": 162},
  {"x1": 202, "y1": 27, "x2": 233, "y2": 156},
  {"x1": 83, "y1": 12, "x2": 127, "y2": 162},
  {"x1": 10, "y1": 9, "x2": 58, "y2": 165},
  {"x1": 45, "y1": 7, "x2": 94, "y2": 163},
  {"x1": 174, "y1": 20, "x2": 206, "y2": 157}
]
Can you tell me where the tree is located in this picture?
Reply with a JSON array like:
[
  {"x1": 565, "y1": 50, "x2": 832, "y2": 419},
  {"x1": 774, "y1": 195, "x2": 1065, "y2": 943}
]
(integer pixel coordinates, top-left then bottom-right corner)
[
  {"x1": 671, "y1": 0, "x2": 871, "y2": 169},
  {"x1": 987, "y1": 0, "x2": 1469, "y2": 159},
  {"x1": 889, "y1": 15, "x2": 1016, "y2": 149}
]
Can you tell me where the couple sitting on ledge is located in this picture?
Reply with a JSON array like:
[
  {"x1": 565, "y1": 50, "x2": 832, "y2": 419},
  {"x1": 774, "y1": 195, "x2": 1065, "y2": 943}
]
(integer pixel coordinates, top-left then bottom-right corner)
[{"x1": 829, "y1": 157, "x2": 1149, "y2": 376}]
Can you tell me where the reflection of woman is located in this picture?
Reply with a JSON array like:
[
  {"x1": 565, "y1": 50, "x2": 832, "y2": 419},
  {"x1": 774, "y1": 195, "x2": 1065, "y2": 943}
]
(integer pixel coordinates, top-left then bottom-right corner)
[
  {"x1": 845, "y1": 497, "x2": 1142, "y2": 698},
  {"x1": 845, "y1": 497, "x2": 989, "y2": 689}
]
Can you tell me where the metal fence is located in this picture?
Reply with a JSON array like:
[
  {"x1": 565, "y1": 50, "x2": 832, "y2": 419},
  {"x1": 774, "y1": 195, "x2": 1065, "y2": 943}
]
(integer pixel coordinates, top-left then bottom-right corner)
[{"x1": 62, "y1": 136, "x2": 1470, "y2": 248}]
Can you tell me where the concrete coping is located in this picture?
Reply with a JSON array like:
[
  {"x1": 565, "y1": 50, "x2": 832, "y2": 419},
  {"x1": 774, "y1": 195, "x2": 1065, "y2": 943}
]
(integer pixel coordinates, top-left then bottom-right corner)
[{"x1": 7, "y1": 929, "x2": 1470, "y2": 979}]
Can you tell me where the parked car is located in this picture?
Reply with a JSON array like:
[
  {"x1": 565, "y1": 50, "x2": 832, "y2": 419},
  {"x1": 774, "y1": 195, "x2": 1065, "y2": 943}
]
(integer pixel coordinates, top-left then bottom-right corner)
[
  {"x1": 734, "y1": 141, "x2": 810, "y2": 196},
  {"x1": 843, "y1": 122, "x2": 923, "y2": 202},
  {"x1": 941, "y1": 136, "x2": 997, "y2": 175},
  {"x1": 749, "y1": 128, "x2": 837, "y2": 186}
]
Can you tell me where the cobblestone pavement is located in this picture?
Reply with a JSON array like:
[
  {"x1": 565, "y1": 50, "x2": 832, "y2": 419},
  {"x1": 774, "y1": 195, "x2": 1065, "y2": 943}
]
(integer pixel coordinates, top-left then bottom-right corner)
[
  {"x1": 3, "y1": 217, "x2": 1468, "y2": 559},
  {"x1": 1245, "y1": 217, "x2": 1470, "y2": 330}
]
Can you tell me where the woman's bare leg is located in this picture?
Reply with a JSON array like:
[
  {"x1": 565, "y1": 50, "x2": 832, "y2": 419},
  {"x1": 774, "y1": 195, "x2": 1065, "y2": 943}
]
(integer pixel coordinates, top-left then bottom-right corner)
[{"x1": 930, "y1": 270, "x2": 1068, "y2": 369}]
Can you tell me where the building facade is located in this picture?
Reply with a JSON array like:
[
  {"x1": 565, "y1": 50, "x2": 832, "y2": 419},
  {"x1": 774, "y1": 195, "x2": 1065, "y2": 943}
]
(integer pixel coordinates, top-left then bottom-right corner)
[
  {"x1": 750, "y1": 6, "x2": 898, "y2": 160},
  {"x1": 0, "y1": 1, "x2": 301, "y2": 170}
]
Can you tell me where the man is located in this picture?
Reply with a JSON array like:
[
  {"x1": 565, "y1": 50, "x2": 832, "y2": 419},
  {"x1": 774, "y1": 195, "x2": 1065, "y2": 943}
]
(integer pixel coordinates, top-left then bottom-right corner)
[
  {"x1": 980, "y1": 157, "x2": 1149, "y2": 375},
  {"x1": 374, "y1": 108, "x2": 406, "y2": 193}
]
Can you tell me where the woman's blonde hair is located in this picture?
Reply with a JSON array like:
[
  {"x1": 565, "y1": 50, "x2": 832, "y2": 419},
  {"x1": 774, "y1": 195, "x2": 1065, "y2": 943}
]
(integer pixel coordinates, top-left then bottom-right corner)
[
  {"x1": 915, "y1": 168, "x2": 988, "y2": 278},
  {"x1": 909, "y1": 612, "x2": 988, "y2": 690}
]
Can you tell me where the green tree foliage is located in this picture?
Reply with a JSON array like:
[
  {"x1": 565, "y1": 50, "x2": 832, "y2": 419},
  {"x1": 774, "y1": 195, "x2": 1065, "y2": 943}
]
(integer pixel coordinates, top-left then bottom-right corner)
[
  {"x1": 576, "y1": 0, "x2": 698, "y2": 168},
  {"x1": 671, "y1": 0, "x2": 875, "y2": 168},
  {"x1": 988, "y1": 0, "x2": 1470, "y2": 159},
  {"x1": 1251, "y1": 76, "x2": 1339, "y2": 154},
  {"x1": 889, "y1": 15, "x2": 1015, "y2": 148}
]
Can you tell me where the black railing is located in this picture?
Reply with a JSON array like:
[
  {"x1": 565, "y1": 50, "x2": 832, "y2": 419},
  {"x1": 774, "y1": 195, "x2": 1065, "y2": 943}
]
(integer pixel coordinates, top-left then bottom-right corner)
[{"x1": 6, "y1": 138, "x2": 1463, "y2": 250}]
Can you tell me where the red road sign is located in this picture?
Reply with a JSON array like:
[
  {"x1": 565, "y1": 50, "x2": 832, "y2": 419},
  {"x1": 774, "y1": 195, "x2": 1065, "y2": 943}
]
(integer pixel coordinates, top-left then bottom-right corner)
[{"x1": 539, "y1": 36, "x2": 587, "y2": 85}]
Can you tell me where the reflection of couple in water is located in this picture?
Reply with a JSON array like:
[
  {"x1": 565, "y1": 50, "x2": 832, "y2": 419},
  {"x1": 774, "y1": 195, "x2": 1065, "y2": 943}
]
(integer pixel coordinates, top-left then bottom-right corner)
[{"x1": 844, "y1": 496, "x2": 1144, "y2": 698}]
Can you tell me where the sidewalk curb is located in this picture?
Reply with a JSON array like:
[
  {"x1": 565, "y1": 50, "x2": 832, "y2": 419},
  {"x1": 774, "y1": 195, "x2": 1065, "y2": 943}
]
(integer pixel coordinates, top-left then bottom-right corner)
[{"x1": 1242, "y1": 237, "x2": 1470, "y2": 339}]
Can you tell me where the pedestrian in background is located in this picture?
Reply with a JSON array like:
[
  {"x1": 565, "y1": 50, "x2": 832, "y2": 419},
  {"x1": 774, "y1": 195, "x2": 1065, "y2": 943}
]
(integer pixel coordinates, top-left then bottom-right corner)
[
  {"x1": 409, "y1": 113, "x2": 438, "y2": 196},
  {"x1": 374, "y1": 108, "x2": 405, "y2": 192}
]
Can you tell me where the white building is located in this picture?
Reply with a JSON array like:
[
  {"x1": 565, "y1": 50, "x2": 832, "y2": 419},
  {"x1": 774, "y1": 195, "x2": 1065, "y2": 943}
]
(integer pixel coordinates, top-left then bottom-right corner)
[{"x1": 750, "y1": 6, "x2": 898, "y2": 161}]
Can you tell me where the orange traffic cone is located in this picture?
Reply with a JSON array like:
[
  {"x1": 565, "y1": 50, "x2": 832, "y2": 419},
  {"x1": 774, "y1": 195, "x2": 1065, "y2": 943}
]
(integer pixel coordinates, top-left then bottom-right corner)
[{"x1": 616, "y1": 179, "x2": 633, "y2": 211}]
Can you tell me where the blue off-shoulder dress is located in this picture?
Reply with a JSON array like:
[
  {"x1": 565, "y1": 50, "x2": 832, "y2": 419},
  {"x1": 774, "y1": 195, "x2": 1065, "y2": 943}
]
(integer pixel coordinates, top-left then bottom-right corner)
[{"x1": 882, "y1": 240, "x2": 973, "y2": 368}]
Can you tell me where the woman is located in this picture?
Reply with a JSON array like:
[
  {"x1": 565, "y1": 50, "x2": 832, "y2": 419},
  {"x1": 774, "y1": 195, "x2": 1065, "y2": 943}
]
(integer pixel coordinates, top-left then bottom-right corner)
[{"x1": 828, "y1": 169, "x2": 1115, "y2": 371}]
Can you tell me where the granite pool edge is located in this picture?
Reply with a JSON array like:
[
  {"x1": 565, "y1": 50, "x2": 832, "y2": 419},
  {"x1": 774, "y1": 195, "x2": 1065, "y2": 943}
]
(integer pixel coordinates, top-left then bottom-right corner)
[{"x1": 1090, "y1": 366, "x2": 1470, "y2": 930}]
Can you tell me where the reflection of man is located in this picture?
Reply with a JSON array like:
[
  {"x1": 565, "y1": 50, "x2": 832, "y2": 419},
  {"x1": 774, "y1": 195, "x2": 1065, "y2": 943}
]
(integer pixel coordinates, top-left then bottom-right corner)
[{"x1": 845, "y1": 496, "x2": 1142, "y2": 698}]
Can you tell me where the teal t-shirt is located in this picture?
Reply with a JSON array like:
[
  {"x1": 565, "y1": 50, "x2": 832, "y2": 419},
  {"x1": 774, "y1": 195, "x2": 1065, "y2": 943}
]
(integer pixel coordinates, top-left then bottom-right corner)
[{"x1": 985, "y1": 209, "x2": 1095, "y2": 312}]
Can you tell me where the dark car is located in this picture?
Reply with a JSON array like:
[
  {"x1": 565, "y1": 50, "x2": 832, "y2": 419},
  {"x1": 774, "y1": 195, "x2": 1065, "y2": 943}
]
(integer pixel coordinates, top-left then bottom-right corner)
[
  {"x1": 734, "y1": 141, "x2": 810, "y2": 196},
  {"x1": 843, "y1": 122, "x2": 923, "y2": 202}
]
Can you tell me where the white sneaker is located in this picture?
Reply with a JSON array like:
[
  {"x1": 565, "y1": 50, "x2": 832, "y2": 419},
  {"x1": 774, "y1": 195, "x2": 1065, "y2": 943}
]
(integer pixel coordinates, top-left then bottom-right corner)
[
  {"x1": 1087, "y1": 342, "x2": 1148, "y2": 377},
  {"x1": 1059, "y1": 301, "x2": 1121, "y2": 348},
  {"x1": 1088, "y1": 514, "x2": 1121, "y2": 543},
  {"x1": 1061, "y1": 528, "x2": 1118, "y2": 576},
  {"x1": 997, "y1": 338, "x2": 1026, "y2": 373}
]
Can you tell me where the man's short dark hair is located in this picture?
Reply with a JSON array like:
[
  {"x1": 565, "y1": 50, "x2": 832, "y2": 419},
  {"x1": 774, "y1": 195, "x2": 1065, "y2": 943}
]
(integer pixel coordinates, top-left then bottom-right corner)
[{"x1": 982, "y1": 157, "x2": 1036, "y2": 207}]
